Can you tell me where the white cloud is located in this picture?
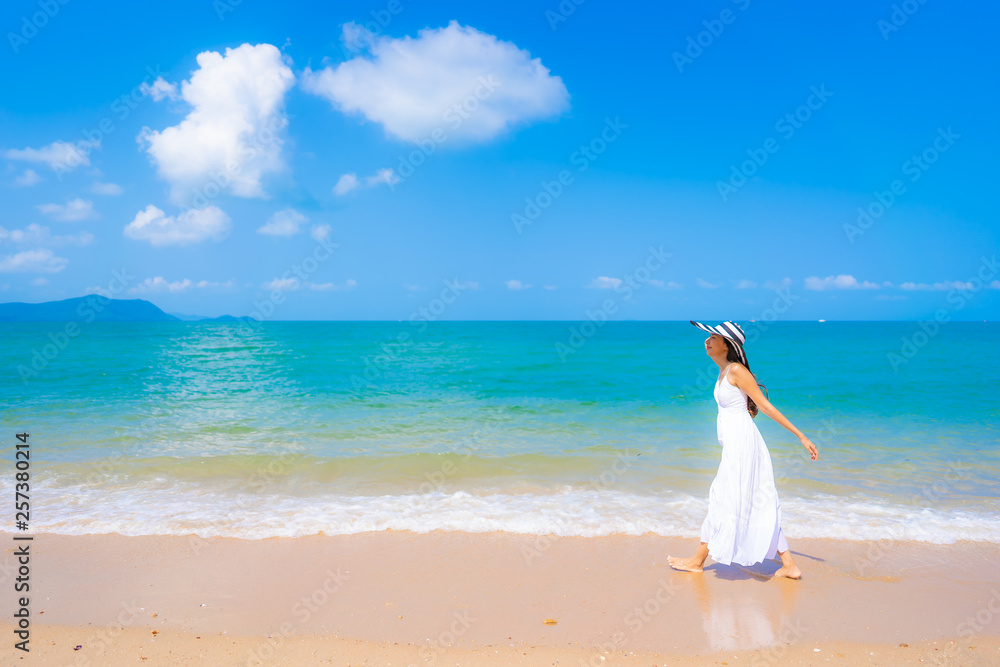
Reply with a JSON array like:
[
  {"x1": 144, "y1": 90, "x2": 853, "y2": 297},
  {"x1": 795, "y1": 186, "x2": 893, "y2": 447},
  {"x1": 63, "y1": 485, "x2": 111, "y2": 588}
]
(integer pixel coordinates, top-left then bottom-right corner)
[
  {"x1": 92, "y1": 181, "x2": 123, "y2": 195},
  {"x1": 127, "y1": 277, "x2": 236, "y2": 294},
  {"x1": 14, "y1": 169, "x2": 41, "y2": 186},
  {"x1": 302, "y1": 21, "x2": 570, "y2": 143},
  {"x1": 140, "y1": 76, "x2": 179, "y2": 101},
  {"x1": 332, "y1": 168, "x2": 398, "y2": 195},
  {"x1": 36, "y1": 198, "x2": 96, "y2": 222},
  {"x1": 506, "y1": 279, "x2": 532, "y2": 290},
  {"x1": 588, "y1": 276, "x2": 622, "y2": 290},
  {"x1": 333, "y1": 173, "x2": 360, "y2": 195},
  {"x1": 697, "y1": 278, "x2": 721, "y2": 289},
  {"x1": 805, "y1": 275, "x2": 884, "y2": 290},
  {"x1": 542, "y1": 284, "x2": 558, "y2": 290},
  {"x1": 262, "y1": 277, "x2": 356, "y2": 292},
  {"x1": 763, "y1": 277, "x2": 793, "y2": 290},
  {"x1": 30, "y1": 277, "x2": 48, "y2": 286},
  {"x1": 454, "y1": 280, "x2": 479, "y2": 290},
  {"x1": 649, "y1": 279, "x2": 683, "y2": 290},
  {"x1": 900, "y1": 280, "x2": 974, "y2": 291},
  {"x1": 123, "y1": 204, "x2": 231, "y2": 246},
  {"x1": 734, "y1": 279, "x2": 757, "y2": 289},
  {"x1": 0, "y1": 223, "x2": 93, "y2": 246},
  {"x1": 138, "y1": 43, "x2": 296, "y2": 204},
  {"x1": 257, "y1": 208, "x2": 306, "y2": 236},
  {"x1": 4, "y1": 139, "x2": 97, "y2": 172},
  {"x1": 307, "y1": 279, "x2": 357, "y2": 291},
  {"x1": 0, "y1": 249, "x2": 68, "y2": 273},
  {"x1": 311, "y1": 224, "x2": 332, "y2": 241}
]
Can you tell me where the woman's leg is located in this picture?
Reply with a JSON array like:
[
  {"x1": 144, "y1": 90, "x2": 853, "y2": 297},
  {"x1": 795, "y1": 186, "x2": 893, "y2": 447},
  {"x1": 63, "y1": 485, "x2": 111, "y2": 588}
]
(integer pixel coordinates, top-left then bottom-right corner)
[
  {"x1": 774, "y1": 547, "x2": 801, "y2": 579},
  {"x1": 668, "y1": 542, "x2": 709, "y2": 572}
]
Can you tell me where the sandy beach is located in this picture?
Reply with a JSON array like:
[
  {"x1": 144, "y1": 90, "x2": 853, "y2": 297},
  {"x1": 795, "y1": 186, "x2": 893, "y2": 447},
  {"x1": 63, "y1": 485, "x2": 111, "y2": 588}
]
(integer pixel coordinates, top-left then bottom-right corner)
[{"x1": 2, "y1": 531, "x2": 999, "y2": 665}]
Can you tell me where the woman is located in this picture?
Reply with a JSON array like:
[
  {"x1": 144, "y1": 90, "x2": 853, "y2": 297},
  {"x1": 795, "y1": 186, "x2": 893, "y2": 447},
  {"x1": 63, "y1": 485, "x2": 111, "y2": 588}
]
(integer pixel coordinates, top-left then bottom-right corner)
[{"x1": 668, "y1": 320, "x2": 818, "y2": 580}]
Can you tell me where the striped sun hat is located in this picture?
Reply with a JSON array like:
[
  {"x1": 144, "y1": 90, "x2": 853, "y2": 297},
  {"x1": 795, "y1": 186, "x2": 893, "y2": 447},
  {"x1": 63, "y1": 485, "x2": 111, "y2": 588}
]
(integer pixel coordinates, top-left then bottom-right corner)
[{"x1": 690, "y1": 320, "x2": 747, "y2": 367}]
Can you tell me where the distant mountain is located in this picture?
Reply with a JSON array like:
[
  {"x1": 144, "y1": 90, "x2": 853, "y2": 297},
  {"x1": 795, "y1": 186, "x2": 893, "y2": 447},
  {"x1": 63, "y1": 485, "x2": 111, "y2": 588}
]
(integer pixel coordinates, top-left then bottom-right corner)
[
  {"x1": 0, "y1": 297, "x2": 180, "y2": 322},
  {"x1": 197, "y1": 314, "x2": 256, "y2": 322},
  {"x1": 0, "y1": 297, "x2": 253, "y2": 322}
]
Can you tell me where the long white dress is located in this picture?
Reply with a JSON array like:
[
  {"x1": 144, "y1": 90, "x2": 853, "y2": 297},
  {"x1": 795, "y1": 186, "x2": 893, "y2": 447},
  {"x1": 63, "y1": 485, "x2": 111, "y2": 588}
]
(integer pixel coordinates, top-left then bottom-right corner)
[{"x1": 700, "y1": 363, "x2": 788, "y2": 566}]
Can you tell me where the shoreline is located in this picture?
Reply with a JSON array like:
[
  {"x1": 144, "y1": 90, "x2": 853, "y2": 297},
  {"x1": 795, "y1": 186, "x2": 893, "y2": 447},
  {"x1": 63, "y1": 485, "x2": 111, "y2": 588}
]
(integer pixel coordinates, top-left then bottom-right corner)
[{"x1": 2, "y1": 531, "x2": 999, "y2": 664}]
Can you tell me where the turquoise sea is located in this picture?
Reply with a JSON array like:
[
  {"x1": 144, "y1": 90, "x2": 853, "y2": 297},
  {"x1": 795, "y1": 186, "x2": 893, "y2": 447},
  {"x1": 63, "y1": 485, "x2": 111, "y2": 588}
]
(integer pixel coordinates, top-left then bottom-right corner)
[{"x1": 2, "y1": 321, "x2": 998, "y2": 542}]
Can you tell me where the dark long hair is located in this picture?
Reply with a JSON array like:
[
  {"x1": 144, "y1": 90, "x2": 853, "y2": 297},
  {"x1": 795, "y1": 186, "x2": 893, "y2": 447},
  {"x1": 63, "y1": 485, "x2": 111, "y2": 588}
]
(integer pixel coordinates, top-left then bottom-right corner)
[{"x1": 722, "y1": 340, "x2": 768, "y2": 418}]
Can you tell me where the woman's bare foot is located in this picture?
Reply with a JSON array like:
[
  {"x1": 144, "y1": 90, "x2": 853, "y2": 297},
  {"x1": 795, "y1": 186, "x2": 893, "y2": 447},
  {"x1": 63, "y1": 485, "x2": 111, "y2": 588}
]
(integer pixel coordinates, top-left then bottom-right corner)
[
  {"x1": 667, "y1": 543, "x2": 709, "y2": 573},
  {"x1": 773, "y1": 564, "x2": 801, "y2": 579},
  {"x1": 774, "y1": 548, "x2": 802, "y2": 579},
  {"x1": 667, "y1": 555, "x2": 704, "y2": 572}
]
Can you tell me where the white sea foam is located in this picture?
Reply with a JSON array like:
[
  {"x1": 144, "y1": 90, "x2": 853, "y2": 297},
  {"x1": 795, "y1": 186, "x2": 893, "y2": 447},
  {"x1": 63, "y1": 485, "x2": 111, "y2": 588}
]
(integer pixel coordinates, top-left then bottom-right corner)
[{"x1": 11, "y1": 481, "x2": 1000, "y2": 543}]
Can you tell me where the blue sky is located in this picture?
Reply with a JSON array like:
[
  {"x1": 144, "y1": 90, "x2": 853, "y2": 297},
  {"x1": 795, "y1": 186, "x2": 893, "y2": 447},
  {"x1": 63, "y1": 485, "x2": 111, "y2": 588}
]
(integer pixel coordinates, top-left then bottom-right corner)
[{"x1": 1, "y1": 0, "x2": 997, "y2": 320}]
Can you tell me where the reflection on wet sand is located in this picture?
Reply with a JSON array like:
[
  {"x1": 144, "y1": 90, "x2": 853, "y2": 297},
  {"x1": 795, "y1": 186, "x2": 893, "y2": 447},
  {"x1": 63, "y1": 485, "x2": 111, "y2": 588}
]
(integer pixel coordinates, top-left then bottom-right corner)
[{"x1": 689, "y1": 560, "x2": 803, "y2": 653}]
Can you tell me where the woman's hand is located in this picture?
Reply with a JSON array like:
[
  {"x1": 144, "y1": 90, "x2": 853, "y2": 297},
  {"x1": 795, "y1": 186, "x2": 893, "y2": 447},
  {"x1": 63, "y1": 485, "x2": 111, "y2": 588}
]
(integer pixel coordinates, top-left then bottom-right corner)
[{"x1": 800, "y1": 435, "x2": 818, "y2": 461}]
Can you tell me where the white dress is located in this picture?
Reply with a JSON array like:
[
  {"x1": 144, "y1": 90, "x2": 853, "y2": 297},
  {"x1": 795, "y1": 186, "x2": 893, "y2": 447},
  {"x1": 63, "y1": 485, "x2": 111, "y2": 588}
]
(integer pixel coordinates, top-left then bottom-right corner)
[{"x1": 700, "y1": 363, "x2": 788, "y2": 566}]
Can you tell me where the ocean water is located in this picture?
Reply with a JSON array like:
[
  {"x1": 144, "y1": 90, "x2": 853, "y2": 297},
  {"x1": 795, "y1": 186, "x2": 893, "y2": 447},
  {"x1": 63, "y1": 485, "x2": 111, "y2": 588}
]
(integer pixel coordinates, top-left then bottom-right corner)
[{"x1": 1, "y1": 321, "x2": 998, "y2": 543}]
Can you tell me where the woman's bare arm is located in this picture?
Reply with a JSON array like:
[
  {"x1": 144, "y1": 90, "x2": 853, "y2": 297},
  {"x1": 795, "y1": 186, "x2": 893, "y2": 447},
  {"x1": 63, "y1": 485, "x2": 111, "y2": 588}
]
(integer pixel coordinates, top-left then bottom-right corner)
[{"x1": 729, "y1": 364, "x2": 819, "y2": 461}]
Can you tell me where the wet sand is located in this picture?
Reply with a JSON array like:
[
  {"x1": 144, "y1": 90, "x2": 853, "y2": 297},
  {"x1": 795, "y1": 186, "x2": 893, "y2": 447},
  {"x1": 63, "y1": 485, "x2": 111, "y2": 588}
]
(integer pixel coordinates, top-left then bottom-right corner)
[{"x1": 1, "y1": 531, "x2": 999, "y2": 665}]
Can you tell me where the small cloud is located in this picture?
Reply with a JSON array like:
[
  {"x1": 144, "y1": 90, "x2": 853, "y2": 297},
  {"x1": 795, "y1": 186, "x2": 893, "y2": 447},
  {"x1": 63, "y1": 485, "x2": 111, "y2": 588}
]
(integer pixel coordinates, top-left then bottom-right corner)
[
  {"x1": 900, "y1": 280, "x2": 974, "y2": 291},
  {"x1": 140, "y1": 77, "x2": 179, "y2": 101},
  {"x1": 588, "y1": 276, "x2": 622, "y2": 290},
  {"x1": 311, "y1": 224, "x2": 332, "y2": 241},
  {"x1": 333, "y1": 173, "x2": 360, "y2": 195},
  {"x1": 649, "y1": 279, "x2": 682, "y2": 290},
  {"x1": 0, "y1": 223, "x2": 93, "y2": 247},
  {"x1": 14, "y1": 169, "x2": 41, "y2": 186},
  {"x1": 4, "y1": 139, "x2": 98, "y2": 172},
  {"x1": 0, "y1": 249, "x2": 68, "y2": 273},
  {"x1": 263, "y1": 277, "x2": 301, "y2": 291},
  {"x1": 333, "y1": 168, "x2": 398, "y2": 195},
  {"x1": 542, "y1": 285, "x2": 558, "y2": 290},
  {"x1": 124, "y1": 204, "x2": 231, "y2": 246},
  {"x1": 30, "y1": 277, "x2": 48, "y2": 286},
  {"x1": 734, "y1": 279, "x2": 757, "y2": 289},
  {"x1": 875, "y1": 294, "x2": 907, "y2": 300},
  {"x1": 92, "y1": 181, "x2": 123, "y2": 195},
  {"x1": 307, "y1": 279, "x2": 357, "y2": 291},
  {"x1": 805, "y1": 275, "x2": 882, "y2": 290},
  {"x1": 257, "y1": 208, "x2": 307, "y2": 236},
  {"x1": 697, "y1": 278, "x2": 721, "y2": 289},
  {"x1": 36, "y1": 198, "x2": 96, "y2": 222},
  {"x1": 404, "y1": 283, "x2": 423, "y2": 292},
  {"x1": 127, "y1": 277, "x2": 236, "y2": 294},
  {"x1": 763, "y1": 277, "x2": 793, "y2": 290},
  {"x1": 506, "y1": 279, "x2": 532, "y2": 290},
  {"x1": 454, "y1": 280, "x2": 479, "y2": 290}
]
